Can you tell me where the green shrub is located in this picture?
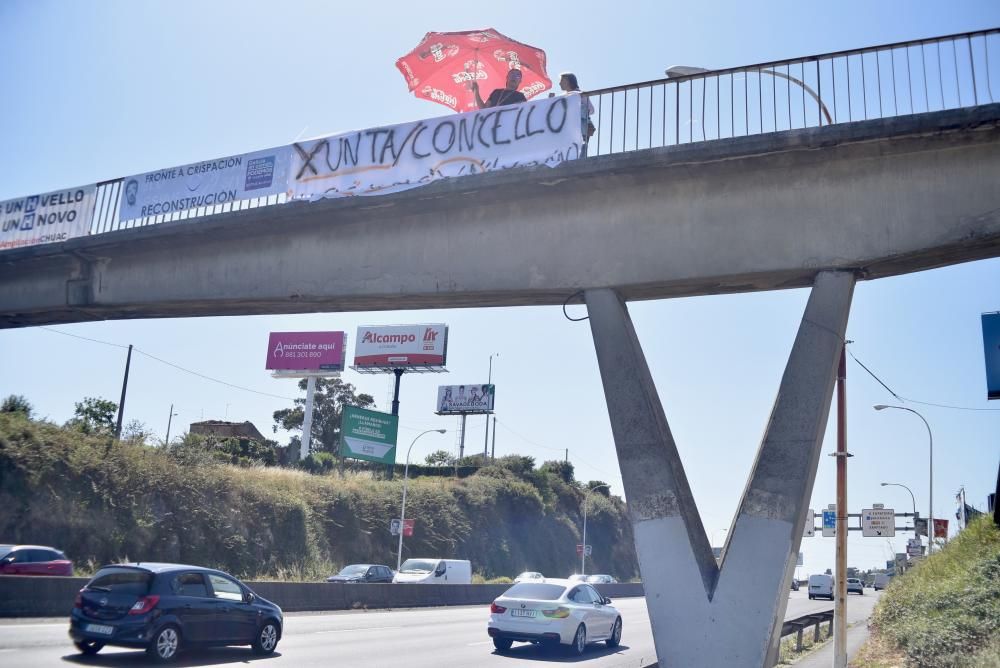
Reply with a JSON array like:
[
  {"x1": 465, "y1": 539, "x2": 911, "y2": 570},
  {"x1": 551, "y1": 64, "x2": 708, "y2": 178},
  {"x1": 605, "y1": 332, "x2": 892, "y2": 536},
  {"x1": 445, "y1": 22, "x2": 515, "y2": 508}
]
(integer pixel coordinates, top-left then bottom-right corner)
[{"x1": 870, "y1": 516, "x2": 1000, "y2": 668}]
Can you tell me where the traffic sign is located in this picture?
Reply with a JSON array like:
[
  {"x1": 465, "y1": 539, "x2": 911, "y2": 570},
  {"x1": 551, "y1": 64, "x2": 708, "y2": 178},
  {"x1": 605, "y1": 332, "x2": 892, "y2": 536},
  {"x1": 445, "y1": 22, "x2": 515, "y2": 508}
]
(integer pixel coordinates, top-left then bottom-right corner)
[
  {"x1": 862, "y1": 507, "x2": 895, "y2": 537},
  {"x1": 804, "y1": 508, "x2": 815, "y2": 537},
  {"x1": 576, "y1": 544, "x2": 592, "y2": 556},
  {"x1": 822, "y1": 509, "x2": 836, "y2": 537}
]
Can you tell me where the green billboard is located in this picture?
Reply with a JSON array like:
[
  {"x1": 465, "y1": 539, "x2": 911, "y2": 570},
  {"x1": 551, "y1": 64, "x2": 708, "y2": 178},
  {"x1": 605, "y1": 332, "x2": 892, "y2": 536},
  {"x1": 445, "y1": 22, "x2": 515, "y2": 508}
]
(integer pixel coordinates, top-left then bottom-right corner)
[{"x1": 340, "y1": 405, "x2": 399, "y2": 464}]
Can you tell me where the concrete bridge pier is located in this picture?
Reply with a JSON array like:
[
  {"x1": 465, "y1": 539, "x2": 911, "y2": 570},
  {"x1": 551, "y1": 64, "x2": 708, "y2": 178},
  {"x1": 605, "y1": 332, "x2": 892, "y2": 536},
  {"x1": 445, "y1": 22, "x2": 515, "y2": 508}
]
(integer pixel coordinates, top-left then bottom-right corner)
[{"x1": 584, "y1": 270, "x2": 855, "y2": 667}]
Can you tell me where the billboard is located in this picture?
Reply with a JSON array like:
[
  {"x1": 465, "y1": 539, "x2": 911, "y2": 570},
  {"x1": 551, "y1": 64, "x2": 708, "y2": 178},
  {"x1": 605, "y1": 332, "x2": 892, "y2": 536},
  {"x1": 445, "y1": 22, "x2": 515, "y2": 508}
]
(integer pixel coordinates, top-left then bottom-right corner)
[
  {"x1": 436, "y1": 384, "x2": 495, "y2": 414},
  {"x1": 266, "y1": 331, "x2": 345, "y2": 371},
  {"x1": 862, "y1": 507, "x2": 895, "y2": 537},
  {"x1": 983, "y1": 313, "x2": 1000, "y2": 399},
  {"x1": 340, "y1": 405, "x2": 399, "y2": 464},
  {"x1": 0, "y1": 184, "x2": 96, "y2": 251},
  {"x1": 353, "y1": 324, "x2": 447, "y2": 368}
]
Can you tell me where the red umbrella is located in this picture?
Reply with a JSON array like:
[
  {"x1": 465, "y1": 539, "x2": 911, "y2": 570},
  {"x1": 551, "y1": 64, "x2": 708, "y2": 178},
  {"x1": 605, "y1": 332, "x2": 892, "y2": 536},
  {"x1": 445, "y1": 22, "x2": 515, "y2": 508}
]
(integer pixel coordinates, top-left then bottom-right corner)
[{"x1": 396, "y1": 28, "x2": 551, "y2": 113}]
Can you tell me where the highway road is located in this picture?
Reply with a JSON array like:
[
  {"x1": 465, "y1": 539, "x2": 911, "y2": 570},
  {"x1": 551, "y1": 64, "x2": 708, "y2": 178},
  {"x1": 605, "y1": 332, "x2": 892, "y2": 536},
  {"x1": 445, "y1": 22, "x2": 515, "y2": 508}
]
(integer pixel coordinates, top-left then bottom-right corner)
[{"x1": 0, "y1": 591, "x2": 880, "y2": 667}]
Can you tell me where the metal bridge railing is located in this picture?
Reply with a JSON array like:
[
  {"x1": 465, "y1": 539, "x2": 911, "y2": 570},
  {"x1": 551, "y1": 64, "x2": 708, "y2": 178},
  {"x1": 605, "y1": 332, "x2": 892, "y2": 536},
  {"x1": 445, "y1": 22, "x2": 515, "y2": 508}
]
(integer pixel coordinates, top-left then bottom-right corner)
[
  {"x1": 86, "y1": 29, "x2": 998, "y2": 237},
  {"x1": 585, "y1": 28, "x2": 999, "y2": 157}
]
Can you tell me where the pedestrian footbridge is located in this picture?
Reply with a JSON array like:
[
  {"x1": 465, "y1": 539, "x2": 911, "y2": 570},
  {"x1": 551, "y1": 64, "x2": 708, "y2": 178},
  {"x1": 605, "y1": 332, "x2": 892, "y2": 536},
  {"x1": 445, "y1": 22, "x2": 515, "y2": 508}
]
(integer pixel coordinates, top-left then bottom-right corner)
[{"x1": 2, "y1": 28, "x2": 999, "y2": 668}]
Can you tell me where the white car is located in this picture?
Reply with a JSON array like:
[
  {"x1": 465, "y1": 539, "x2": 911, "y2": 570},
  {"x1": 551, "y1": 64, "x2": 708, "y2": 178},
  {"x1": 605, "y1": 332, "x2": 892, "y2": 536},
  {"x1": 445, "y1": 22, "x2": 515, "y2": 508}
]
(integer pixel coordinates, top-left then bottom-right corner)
[
  {"x1": 514, "y1": 571, "x2": 544, "y2": 583},
  {"x1": 487, "y1": 579, "x2": 622, "y2": 655},
  {"x1": 567, "y1": 573, "x2": 589, "y2": 583},
  {"x1": 586, "y1": 574, "x2": 617, "y2": 584}
]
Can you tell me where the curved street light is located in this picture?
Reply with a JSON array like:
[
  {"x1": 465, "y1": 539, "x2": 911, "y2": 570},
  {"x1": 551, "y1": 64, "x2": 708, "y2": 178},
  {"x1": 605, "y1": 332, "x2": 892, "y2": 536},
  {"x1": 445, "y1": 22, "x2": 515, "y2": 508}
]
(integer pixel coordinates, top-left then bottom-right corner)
[
  {"x1": 874, "y1": 405, "x2": 934, "y2": 553},
  {"x1": 665, "y1": 65, "x2": 834, "y2": 134},
  {"x1": 880, "y1": 482, "x2": 917, "y2": 523},
  {"x1": 581, "y1": 483, "x2": 611, "y2": 574},
  {"x1": 397, "y1": 428, "x2": 447, "y2": 571}
]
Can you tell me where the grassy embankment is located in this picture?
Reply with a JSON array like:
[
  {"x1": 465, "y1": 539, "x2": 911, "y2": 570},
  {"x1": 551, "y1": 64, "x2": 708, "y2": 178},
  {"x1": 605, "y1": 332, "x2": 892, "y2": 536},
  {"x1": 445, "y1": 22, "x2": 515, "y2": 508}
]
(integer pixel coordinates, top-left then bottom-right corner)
[
  {"x1": 852, "y1": 515, "x2": 1000, "y2": 668},
  {"x1": 0, "y1": 413, "x2": 638, "y2": 581}
]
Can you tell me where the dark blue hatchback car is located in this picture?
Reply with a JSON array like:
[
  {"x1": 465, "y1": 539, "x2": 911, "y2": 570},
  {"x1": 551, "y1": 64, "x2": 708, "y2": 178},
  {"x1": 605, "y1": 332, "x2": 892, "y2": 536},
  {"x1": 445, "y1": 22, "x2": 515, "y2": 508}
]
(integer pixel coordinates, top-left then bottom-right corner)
[{"x1": 69, "y1": 563, "x2": 282, "y2": 663}]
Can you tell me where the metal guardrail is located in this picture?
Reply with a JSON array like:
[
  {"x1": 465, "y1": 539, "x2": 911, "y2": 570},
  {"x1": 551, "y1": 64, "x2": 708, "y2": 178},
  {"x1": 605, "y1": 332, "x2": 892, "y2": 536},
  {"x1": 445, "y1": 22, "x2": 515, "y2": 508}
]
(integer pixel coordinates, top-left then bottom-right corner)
[
  {"x1": 585, "y1": 28, "x2": 999, "y2": 156},
  {"x1": 83, "y1": 29, "x2": 998, "y2": 238},
  {"x1": 778, "y1": 609, "x2": 834, "y2": 660}
]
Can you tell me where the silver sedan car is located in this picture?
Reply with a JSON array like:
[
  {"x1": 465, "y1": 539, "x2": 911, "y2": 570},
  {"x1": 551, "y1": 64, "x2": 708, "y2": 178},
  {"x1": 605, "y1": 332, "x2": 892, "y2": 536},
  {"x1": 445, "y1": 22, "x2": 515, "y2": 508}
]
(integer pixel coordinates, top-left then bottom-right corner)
[{"x1": 487, "y1": 579, "x2": 622, "y2": 655}]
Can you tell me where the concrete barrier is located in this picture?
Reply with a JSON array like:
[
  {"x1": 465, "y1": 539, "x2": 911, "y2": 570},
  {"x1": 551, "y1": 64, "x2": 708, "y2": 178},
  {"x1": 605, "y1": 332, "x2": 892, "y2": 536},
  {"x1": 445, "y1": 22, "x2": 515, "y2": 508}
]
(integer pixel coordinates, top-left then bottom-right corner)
[{"x1": 0, "y1": 576, "x2": 645, "y2": 618}]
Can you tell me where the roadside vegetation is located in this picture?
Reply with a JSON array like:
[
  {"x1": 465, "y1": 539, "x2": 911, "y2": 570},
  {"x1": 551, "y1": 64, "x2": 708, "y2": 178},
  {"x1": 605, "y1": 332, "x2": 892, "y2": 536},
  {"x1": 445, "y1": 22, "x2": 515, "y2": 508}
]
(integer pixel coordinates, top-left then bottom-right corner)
[
  {"x1": 0, "y1": 407, "x2": 638, "y2": 582},
  {"x1": 855, "y1": 515, "x2": 1000, "y2": 668}
]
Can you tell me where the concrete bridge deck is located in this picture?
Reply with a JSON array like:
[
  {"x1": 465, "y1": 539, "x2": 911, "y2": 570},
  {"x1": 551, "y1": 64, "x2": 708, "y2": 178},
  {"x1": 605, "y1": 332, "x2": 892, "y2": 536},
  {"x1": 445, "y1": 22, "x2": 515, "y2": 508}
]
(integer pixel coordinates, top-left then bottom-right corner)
[{"x1": 2, "y1": 103, "x2": 999, "y2": 329}]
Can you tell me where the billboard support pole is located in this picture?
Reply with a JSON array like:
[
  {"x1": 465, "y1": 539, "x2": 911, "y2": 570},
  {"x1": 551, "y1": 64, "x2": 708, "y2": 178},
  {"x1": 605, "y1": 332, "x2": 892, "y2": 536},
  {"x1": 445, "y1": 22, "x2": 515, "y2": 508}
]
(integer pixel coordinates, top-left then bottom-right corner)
[
  {"x1": 491, "y1": 416, "x2": 497, "y2": 460},
  {"x1": 459, "y1": 413, "x2": 467, "y2": 461},
  {"x1": 833, "y1": 345, "x2": 850, "y2": 668},
  {"x1": 301, "y1": 375, "x2": 317, "y2": 458},
  {"x1": 386, "y1": 368, "x2": 405, "y2": 479}
]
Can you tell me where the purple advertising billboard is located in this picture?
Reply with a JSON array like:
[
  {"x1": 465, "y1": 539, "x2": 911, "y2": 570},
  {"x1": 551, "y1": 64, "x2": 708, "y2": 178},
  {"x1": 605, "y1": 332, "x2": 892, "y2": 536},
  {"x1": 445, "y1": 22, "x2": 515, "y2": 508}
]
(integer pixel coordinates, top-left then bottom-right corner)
[{"x1": 266, "y1": 331, "x2": 346, "y2": 372}]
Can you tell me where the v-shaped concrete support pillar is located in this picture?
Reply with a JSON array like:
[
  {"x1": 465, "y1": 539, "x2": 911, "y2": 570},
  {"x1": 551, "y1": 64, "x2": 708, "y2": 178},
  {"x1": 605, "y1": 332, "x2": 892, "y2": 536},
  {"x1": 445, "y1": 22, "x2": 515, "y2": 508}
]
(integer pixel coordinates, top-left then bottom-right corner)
[{"x1": 585, "y1": 271, "x2": 855, "y2": 667}]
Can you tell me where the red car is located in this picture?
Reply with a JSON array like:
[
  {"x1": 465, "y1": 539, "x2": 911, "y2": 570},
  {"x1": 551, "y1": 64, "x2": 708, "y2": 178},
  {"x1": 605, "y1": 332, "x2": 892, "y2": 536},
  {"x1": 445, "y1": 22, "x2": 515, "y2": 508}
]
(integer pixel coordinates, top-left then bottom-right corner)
[{"x1": 0, "y1": 544, "x2": 73, "y2": 576}]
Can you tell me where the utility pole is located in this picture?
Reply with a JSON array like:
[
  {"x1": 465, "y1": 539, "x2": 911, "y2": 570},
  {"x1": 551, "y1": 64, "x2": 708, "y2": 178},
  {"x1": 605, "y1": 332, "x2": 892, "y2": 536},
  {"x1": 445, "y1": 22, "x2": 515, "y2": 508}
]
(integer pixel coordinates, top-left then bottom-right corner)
[
  {"x1": 484, "y1": 354, "x2": 497, "y2": 464},
  {"x1": 165, "y1": 404, "x2": 177, "y2": 446},
  {"x1": 114, "y1": 344, "x2": 133, "y2": 440},
  {"x1": 832, "y1": 344, "x2": 851, "y2": 668}
]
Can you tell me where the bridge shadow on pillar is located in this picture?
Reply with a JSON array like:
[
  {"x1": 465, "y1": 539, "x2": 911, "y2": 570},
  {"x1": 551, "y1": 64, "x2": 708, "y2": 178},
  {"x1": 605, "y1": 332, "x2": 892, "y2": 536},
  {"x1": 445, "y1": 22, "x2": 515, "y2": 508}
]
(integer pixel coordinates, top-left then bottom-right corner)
[{"x1": 584, "y1": 271, "x2": 855, "y2": 667}]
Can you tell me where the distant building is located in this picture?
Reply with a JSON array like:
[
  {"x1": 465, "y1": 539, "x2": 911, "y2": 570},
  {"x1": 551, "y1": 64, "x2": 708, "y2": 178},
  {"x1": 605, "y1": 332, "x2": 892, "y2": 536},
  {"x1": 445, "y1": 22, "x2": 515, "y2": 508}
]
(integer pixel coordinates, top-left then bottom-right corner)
[{"x1": 189, "y1": 420, "x2": 267, "y2": 443}]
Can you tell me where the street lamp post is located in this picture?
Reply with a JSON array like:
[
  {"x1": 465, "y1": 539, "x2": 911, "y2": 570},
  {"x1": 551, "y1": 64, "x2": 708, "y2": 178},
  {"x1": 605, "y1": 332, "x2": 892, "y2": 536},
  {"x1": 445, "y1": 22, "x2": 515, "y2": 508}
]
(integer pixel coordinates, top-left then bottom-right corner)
[
  {"x1": 875, "y1": 405, "x2": 934, "y2": 553},
  {"x1": 397, "y1": 429, "x2": 447, "y2": 572},
  {"x1": 581, "y1": 483, "x2": 611, "y2": 574},
  {"x1": 880, "y1": 482, "x2": 918, "y2": 525},
  {"x1": 665, "y1": 65, "x2": 834, "y2": 128},
  {"x1": 164, "y1": 404, "x2": 179, "y2": 446}
]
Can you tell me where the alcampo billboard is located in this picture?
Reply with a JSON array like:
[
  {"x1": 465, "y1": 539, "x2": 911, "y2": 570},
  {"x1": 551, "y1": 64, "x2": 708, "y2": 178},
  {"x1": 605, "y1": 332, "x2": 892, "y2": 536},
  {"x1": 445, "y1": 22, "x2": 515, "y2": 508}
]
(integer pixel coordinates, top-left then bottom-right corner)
[
  {"x1": 353, "y1": 324, "x2": 447, "y2": 368},
  {"x1": 436, "y1": 384, "x2": 495, "y2": 414},
  {"x1": 266, "y1": 331, "x2": 346, "y2": 371}
]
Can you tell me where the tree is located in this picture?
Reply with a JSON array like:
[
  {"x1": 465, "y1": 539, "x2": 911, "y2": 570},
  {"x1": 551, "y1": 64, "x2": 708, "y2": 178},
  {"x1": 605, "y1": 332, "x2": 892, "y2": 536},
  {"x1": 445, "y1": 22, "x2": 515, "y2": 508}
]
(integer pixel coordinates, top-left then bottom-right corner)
[
  {"x1": 67, "y1": 397, "x2": 118, "y2": 435},
  {"x1": 540, "y1": 460, "x2": 576, "y2": 485},
  {"x1": 586, "y1": 481, "x2": 611, "y2": 497},
  {"x1": 272, "y1": 377, "x2": 375, "y2": 457},
  {"x1": 1, "y1": 394, "x2": 33, "y2": 418},
  {"x1": 425, "y1": 449, "x2": 455, "y2": 467},
  {"x1": 121, "y1": 419, "x2": 153, "y2": 446}
]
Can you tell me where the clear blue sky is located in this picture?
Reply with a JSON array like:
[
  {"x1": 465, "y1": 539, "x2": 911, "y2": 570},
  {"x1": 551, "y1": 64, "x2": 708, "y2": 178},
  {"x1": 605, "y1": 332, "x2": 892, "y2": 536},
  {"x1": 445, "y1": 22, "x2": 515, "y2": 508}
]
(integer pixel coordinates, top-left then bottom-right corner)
[{"x1": 1, "y1": 0, "x2": 998, "y2": 574}]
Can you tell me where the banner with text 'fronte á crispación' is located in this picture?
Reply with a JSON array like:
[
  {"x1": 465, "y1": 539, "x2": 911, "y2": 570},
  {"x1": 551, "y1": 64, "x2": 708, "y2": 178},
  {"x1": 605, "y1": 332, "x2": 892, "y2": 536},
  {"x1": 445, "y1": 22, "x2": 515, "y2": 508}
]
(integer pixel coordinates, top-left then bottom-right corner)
[
  {"x1": 119, "y1": 146, "x2": 291, "y2": 221},
  {"x1": 287, "y1": 94, "x2": 582, "y2": 200}
]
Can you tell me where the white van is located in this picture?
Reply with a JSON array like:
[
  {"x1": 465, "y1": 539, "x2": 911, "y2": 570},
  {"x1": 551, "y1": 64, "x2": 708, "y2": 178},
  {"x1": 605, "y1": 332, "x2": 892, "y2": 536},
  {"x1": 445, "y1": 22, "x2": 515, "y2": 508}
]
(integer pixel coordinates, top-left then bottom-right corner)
[
  {"x1": 393, "y1": 558, "x2": 472, "y2": 584},
  {"x1": 873, "y1": 573, "x2": 891, "y2": 591},
  {"x1": 808, "y1": 574, "x2": 834, "y2": 600}
]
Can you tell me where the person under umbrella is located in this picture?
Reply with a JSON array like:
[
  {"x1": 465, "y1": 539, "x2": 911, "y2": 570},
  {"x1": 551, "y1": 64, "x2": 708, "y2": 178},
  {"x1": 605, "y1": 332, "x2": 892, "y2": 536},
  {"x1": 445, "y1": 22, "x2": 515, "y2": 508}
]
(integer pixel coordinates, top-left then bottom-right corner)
[{"x1": 471, "y1": 68, "x2": 527, "y2": 109}]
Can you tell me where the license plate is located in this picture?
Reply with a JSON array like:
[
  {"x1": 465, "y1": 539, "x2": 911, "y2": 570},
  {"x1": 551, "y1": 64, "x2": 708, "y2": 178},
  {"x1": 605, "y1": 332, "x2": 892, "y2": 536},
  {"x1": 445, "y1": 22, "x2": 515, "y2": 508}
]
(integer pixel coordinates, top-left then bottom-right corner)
[
  {"x1": 85, "y1": 624, "x2": 113, "y2": 636},
  {"x1": 511, "y1": 609, "x2": 535, "y2": 618}
]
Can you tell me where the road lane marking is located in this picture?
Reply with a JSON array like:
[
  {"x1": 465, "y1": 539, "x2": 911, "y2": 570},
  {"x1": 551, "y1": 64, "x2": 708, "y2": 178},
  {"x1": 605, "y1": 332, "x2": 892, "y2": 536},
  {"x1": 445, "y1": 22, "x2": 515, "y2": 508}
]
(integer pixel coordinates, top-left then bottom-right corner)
[{"x1": 313, "y1": 625, "x2": 402, "y2": 634}]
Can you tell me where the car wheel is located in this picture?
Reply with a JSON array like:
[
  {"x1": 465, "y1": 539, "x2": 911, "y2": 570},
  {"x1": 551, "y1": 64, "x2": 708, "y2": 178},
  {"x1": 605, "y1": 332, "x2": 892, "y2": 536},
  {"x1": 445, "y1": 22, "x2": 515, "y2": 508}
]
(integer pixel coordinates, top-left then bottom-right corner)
[
  {"x1": 606, "y1": 617, "x2": 622, "y2": 648},
  {"x1": 147, "y1": 625, "x2": 181, "y2": 663},
  {"x1": 74, "y1": 640, "x2": 104, "y2": 655},
  {"x1": 808, "y1": 594, "x2": 813, "y2": 600},
  {"x1": 492, "y1": 637, "x2": 513, "y2": 652},
  {"x1": 569, "y1": 624, "x2": 586, "y2": 656},
  {"x1": 252, "y1": 620, "x2": 280, "y2": 655}
]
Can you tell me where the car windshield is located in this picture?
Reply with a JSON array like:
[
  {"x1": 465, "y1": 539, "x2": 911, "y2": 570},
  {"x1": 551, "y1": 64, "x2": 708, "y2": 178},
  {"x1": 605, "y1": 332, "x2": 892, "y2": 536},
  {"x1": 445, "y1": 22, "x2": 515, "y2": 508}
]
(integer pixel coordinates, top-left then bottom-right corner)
[
  {"x1": 88, "y1": 568, "x2": 153, "y2": 595},
  {"x1": 0, "y1": 546, "x2": 13, "y2": 559},
  {"x1": 503, "y1": 583, "x2": 566, "y2": 600},
  {"x1": 338, "y1": 565, "x2": 369, "y2": 576},
  {"x1": 399, "y1": 559, "x2": 437, "y2": 574}
]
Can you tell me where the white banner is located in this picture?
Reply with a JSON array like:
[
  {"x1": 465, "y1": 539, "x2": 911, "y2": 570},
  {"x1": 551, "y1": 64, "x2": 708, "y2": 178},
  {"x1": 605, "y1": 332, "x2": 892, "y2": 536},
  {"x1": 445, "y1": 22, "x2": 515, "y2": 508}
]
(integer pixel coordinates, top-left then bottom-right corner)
[
  {"x1": 353, "y1": 324, "x2": 448, "y2": 368},
  {"x1": 288, "y1": 95, "x2": 582, "y2": 200},
  {"x1": 119, "y1": 145, "x2": 291, "y2": 220},
  {"x1": 0, "y1": 185, "x2": 96, "y2": 252},
  {"x1": 437, "y1": 384, "x2": 495, "y2": 414}
]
